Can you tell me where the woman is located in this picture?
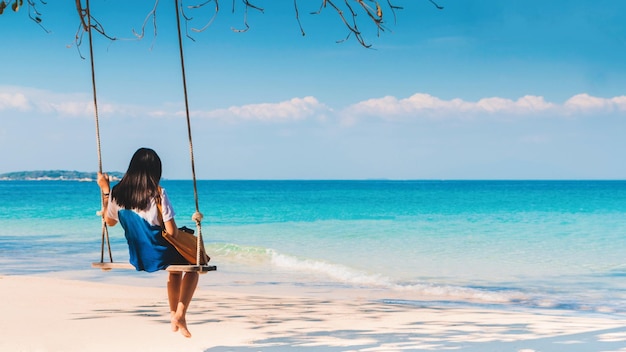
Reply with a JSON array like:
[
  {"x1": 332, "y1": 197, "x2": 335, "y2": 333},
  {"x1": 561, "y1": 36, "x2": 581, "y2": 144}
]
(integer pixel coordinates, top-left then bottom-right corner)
[{"x1": 97, "y1": 147, "x2": 198, "y2": 338}]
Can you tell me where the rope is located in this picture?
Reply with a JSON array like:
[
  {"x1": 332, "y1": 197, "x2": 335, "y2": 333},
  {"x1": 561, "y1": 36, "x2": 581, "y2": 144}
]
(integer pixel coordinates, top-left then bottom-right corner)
[
  {"x1": 87, "y1": 0, "x2": 206, "y2": 267},
  {"x1": 86, "y1": 0, "x2": 113, "y2": 263},
  {"x1": 174, "y1": 0, "x2": 205, "y2": 266}
]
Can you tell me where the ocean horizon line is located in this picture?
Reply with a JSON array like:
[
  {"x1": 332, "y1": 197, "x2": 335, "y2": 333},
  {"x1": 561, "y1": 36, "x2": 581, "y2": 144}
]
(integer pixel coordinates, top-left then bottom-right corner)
[
  {"x1": 2, "y1": 177, "x2": 626, "y2": 182},
  {"x1": 1, "y1": 169, "x2": 625, "y2": 182}
]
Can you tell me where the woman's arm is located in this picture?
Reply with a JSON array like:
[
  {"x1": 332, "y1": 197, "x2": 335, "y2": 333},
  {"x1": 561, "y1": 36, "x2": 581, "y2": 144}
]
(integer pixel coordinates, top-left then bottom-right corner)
[
  {"x1": 164, "y1": 218, "x2": 178, "y2": 238},
  {"x1": 160, "y1": 187, "x2": 180, "y2": 237},
  {"x1": 97, "y1": 172, "x2": 118, "y2": 227}
]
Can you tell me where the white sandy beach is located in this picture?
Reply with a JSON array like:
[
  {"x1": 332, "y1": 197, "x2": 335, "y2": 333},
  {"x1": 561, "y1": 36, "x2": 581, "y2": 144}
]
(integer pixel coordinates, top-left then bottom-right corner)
[{"x1": 2, "y1": 275, "x2": 626, "y2": 352}]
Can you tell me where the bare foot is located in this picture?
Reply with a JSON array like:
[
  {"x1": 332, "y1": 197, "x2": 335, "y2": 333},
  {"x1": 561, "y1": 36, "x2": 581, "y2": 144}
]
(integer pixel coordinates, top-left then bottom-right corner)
[
  {"x1": 170, "y1": 313, "x2": 179, "y2": 332},
  {"x1": 179, "y1": 325, "x2": 192, "y2": 338},
  {"x1": 172, "y1": 316, "x2": 192, "y2": 338}
]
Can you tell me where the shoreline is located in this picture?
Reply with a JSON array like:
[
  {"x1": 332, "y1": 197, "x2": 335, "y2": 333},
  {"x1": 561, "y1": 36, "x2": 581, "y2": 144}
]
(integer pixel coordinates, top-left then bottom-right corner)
[{"x1": 3, "y1": 274, "x2": 626, "y2": 352}]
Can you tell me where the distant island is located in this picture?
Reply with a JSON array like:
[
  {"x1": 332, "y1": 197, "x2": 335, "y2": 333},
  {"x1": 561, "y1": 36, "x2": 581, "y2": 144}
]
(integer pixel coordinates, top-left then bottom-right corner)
[{"x1": 0, "y1": 170, "x2": 124, "y2": 181}]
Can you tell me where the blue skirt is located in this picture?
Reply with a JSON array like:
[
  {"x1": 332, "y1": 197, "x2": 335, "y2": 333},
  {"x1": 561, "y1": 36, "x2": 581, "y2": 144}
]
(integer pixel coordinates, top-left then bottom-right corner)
[{"x1": 117, "y1": 209, "x2": 188, "y2": 272}]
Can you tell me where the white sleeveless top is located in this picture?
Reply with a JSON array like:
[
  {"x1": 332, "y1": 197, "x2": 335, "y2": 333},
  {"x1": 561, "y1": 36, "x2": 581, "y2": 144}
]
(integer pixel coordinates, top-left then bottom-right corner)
[{"x1": 106, "y1": 187, "x2": 175, "y2": 227}]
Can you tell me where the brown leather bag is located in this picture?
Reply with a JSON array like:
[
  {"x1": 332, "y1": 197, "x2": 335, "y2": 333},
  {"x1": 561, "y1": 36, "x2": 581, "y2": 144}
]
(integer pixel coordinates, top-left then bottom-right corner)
[{"x1": 155, "y1": 189, "x2": 210, "y2": 265}]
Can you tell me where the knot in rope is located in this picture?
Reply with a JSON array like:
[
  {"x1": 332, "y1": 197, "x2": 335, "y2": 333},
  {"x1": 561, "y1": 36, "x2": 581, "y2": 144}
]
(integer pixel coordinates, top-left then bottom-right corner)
[{"x1": 192, "y1": 211, "x2": 204, "y2": 224}]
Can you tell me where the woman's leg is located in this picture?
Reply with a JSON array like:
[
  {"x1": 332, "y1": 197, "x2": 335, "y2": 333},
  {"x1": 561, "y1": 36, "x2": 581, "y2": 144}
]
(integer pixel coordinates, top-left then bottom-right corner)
[
  {"x1": 170, "y1": 272, "x2": 199, "y2": 338},
  {"x1": 167, "y1": 272, "x2": 183, "y2": 332}
]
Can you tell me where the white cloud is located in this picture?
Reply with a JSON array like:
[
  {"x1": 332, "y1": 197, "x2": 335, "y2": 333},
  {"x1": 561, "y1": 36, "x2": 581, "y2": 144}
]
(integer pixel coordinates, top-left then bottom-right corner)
[
  {"x1": 45, "y1": 101, "x2": 93, "y2": 116},
  {"x1": 191, "y1": 96, "x2": 330, "y2": 122},
  {"x1": 344, "y1": 94, "x2": 454, "y2": 117},
  {"x1": 340, "y1": 92, "x2": 626, "y2": 124},
  {"x1": 36, "y1": 97, "x2": 124, "y2": 117},
  {"x1": 148, "y1": 110, "x2": 170, "y2": 118},
  {"x1": 3, "y1": 85, "x2": 625, "y2": 125},
  {"x1": 0, "y1": 85, "x2": 153, "y2": 118},
  {"x1": 612, "y1": 96, "x2": 626, "y2": 110},
  {"x1": 564, "y1": 93, "x2": 609, "y2": 112},
  {"x1": 343, "y1": 93, "x2": 557, "y2": 120},
  {"x1": 475, "y1": 95, "x2": 555, "y2": 114},
  {"x1": 0, "y1": 92, "x2": 31, "y2": 111},
  {"x1": 563, "y1": 93, "x2": 626, "y2": 113},
  {"x1": 0, "y1": 86, "x2": 94, "y2": 117}
]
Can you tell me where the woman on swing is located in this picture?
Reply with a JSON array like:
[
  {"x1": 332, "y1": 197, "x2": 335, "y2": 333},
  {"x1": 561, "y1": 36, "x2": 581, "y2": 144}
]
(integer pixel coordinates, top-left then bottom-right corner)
[{"x1": 97, "y1": 147, "x2": 198, "y2": 338}]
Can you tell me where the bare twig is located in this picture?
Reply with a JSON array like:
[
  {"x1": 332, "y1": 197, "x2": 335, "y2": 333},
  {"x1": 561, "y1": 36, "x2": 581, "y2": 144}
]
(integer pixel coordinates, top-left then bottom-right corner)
[
  {"x1": 132, "y1": 0, "x2": 159, "y2": 41},
  {"x1": 189, "y1": 0, "x2": 219, "y2": 33},
  {"x1": 179, "y1": 3, "x2": 197, "y2": 41},
  {"x1": 429, "y1": 0, "x2": 444, "y2": 10},
  {"x1": 231, "y1": 0, "x2": 264, "y2": 33},
  {"x1": 386, "y1": 0, "x2": 403, "y2": 24},
  {"x1": 73, "y1": 0, "x2": 117, "y2": 59},
  {"x1": 9, "y1": 0, "x2": 444, "y2": 50},
  {"x1": 25, "y1": 0, "x2": 49, "y2": 32},
  {"x1": 294, "y1": 0, "x2": 305, "y2": 36}
]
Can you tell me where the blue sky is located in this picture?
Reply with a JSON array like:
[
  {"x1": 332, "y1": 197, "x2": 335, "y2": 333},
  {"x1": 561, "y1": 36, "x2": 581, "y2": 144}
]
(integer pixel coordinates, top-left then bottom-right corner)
[{"x1": 1, "y1": 0, "x2": 626, "y2": 179}]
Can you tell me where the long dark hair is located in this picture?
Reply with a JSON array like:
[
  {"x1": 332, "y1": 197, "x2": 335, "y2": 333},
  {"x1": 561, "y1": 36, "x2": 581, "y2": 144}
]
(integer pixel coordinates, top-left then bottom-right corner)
[{"x1": 111, "y1": 147, "x2": 162, "y2": 210}]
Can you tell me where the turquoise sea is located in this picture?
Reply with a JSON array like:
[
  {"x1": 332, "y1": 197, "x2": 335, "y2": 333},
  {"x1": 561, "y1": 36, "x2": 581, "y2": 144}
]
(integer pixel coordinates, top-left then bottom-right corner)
[{"x1": 2, "y1": 180, "x2": 626, "y2": 316}]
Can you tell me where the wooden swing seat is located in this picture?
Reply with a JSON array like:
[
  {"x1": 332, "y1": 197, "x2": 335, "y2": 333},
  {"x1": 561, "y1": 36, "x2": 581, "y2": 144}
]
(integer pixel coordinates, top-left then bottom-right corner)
[{"x1": 92, "y1": 262, "x2": 216, "y2": 273}]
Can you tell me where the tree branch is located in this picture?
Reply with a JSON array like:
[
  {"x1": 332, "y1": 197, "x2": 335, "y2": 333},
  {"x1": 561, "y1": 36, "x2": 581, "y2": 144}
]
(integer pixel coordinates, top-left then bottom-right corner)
[{"x1": 4, "y1": 0, "x2": 445, "y2": 49}]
